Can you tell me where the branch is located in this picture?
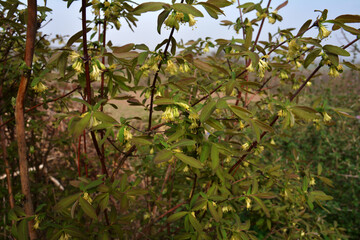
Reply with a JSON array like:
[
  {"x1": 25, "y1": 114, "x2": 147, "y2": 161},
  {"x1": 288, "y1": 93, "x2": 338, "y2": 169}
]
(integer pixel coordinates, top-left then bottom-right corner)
[
  {"x1": 229, "y1": 36, "x2": 360, "y2": 175},
  {"x1": 148, "y1": 0, "x2": 185, "y2": 131}
]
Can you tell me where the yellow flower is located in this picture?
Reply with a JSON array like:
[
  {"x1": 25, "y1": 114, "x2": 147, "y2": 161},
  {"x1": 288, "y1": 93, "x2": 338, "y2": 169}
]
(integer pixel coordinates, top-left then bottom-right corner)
[
  {"x1": 239, "y1": 121, "x2": 245, "y2": 130},
  {"x1": 59, "y1": 233, "x2": 71, "y2": 240},
  {"x1": 83, "y1": 192, "x2": 93, "y2": 204},
  {"x1": 268, "y1": 17, "x2": 275, "y2": 24},
  {"x1": 203, "y1": 44, "x2": 210, "y2": 53},
  {"x1": 246, "y1": 62, "x2": 255, "y2": 72},
  {"x1": 270, "y1": 139, "x2": 276, "y2": 145},
  {"x1": 70, "y1": 51, "x2": 81, "y2": 61},
  {"x1": 90, "y1": 64, "x2": 102, "y2": 80},
  {"x1": 140, "y1": 63, "x2": 149, "y2": 71},
  {"x1": 337, "y1": 64, "x2": 343, "y2": 71},
  {"x1": 33, "y1": 215, "x2": 40, "y2": 229},
  {"x1": 176, "y1": 102, "x2": 189, "y2": 110},
  {"x1": 323, "y1": 112, "x2": 332, "y2": 122},
  {"x1": 280, "y1": 71, "x2": 288, "y2": 79},
  {"x1": 309, "y1": 177, "x2": 316, "y2": 186},
  {"x1": 258, "y1": 58, "x2": 269, "y2": 78},
  {"x1": 254, "y1": 145, "x2": 264, "y2": 156},
  {"x1": 241, "y1": 142, "x2": 249, "y2": 150},
  {"x1": 306, "y1": 81, "x2": 312, "y2": 86},
  {"x1": 287, "y1": 39, "x2": 300, "y2": 60},
  {"x1": 164, "y1": 14, "x2": 179, "y2": 30},
  {"x1": 124, "y1": 127, "x2": 132, "y2": 141},
  {"x1": 188, "y1": 14, "x2": 197, "y2": 27},
  {"x1": 318, "y1": 24, "x2": 331, "y2": 39},
  {"x1": 165, "y1": 60, "x2": 177, "y2": 75},
  {"x1": 175, "y1": 12, "x2": 184, "y2": 21},
  {"x1": 72, "y1": 60, "x2": 83, "y2": 73},
  {"x1": 328, "y1": 66, "x2": 339, "y2": 78},
  {"x1": 278, "y1": 109, "x2": 286, "y2": 117},
  {"x1": 161, "y1": 107, "x2": 180, "y2": 122},
  {"x1": 246, "y1": 197, "x2": 252, "y2": 209},
  {"x1": 32, "y1": 82, "x2": 47, "y2": 93},
  {"x1": 104, "y1": 1, "x2": 110, "y2": 8}
]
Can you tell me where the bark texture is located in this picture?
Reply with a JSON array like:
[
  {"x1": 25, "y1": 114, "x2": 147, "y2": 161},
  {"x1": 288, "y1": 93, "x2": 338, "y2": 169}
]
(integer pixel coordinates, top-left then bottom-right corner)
[{"x1": 15, "y1": 0, "x2": 38, "y2": 238}]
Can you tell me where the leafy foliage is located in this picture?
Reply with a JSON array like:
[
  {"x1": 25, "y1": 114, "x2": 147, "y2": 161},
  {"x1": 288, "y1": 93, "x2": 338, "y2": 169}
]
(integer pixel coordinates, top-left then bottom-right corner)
[{"x1": 0, "y1": 0, "x2": 359, "y2": 239}]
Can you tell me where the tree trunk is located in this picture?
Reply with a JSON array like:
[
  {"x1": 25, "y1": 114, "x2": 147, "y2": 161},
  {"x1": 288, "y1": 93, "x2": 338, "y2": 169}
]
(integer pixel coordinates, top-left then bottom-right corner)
[{"x1": 15, "y1": 0, "x2": 37, "y2": 239}]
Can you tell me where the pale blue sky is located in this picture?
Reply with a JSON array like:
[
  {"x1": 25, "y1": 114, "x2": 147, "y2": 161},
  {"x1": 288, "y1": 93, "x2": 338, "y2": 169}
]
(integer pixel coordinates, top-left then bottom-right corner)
[{"x1": 40, "y1": 0, "x2": 360, "y2": 49}]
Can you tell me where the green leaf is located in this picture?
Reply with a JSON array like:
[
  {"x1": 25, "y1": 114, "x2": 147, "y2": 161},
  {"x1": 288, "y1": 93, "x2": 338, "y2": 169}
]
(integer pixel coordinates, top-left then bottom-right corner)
[
  {"x1": 166, "y1": 211, "x2": 188, "y2": 223},
  {"x1": 200, "y1": 100, "x2": 216, "y2": 122},
  {"x1": 197, "y1": 2, "x2": 224, "y2": 19},
  {"x1": 93, "y1": 111, "x2": 118, "y2": 124},
  {"x1": 132, "y1": 2, "x2": 167, "y2": 14},
  {"x1": 290, "y1": 106, "x2": 318, "y2": 120},
  {"x1": 54, "y1": 193, "x2": 81, "y2": 212},
  {"x1": 211, "y1": 144, "x2": 219, "y2": 171},
  {"x1": 172, "y1": 3, "x2": 204, "y2": 17},
  {"x1": 304, "y1": 48, "x2": 321, "y2": 68},
  {"x1": 154, "y1": 98, "x2": 175, "y2": 105},
  {"x1": 171, "y1": 139, "x2": 197, "y2": 149},
  {"x1": 66, "y1": 28, "x2": 92, "y2": 47},
  {"x1": 229, "y1": 105, "x2": 252, "y2": 119},
  {"x1": 72, "y1": 113, "x2": 91, "y2": 138},
  {"x1": 126, "y1": 189, "x2": 148, "y2": 196},
  {"x1": 188, "y1": 213, "x2": 203, "y2": 233},
  {"x1": 18, "y1": 219, "x2": 28, "y2": 240},
  {"x1": 317, "y1": 176, "x2": 334, "y2": 187},
  {"x1": 253, "y1": 119, "x2": 274, "y2": 132},
  {"x1": 207, "y1": 0, "x2": 232, "y2": 8},
  {"x1": 317, "y1": 163, "x2": 322, "y2": 176},
  {"x1": 157, "y1": 9, "x2": 171, "y2": 34},
  {"x1": 208, "y1": 201, "x2": 220, "y2": 222},
  {"x1": 297, "y1": 19, "x2": 312, "y2": 36},
  {"x1": 310, "y1": 191, "x2": 333, "y2": 201},
  {"x1": 332, "y1": 14, "x2": 360, "y2": 30},
  {"x1": 79, "y1": 197, "x2": 97, "y2": 220},
  {"x1": 175, "y1": 153, "x2": 203, "y2": 169},
  {"x1": 63, "y1": 226, "x2": 88, "y2": 238},
  {"x1": 251, "y1": 196, "x2": 270, "y2": 218},
  {"x1": 200, "y1": 142, "x2": 211, "y2": 163},
  {"x1": 131, "y1": 136, "x2": 152, "y2": 145},
  {"x1": 113, "y1": 43, "x2": 134, "y2": 53},
  {"x1": 154, "y1": 149, "x2": 173, "y2": 164},
  {"x1": 193, "y1": 59, "x2": 213, "y2": 72},
  {"x1": 323, "y1": 44, "x2": 350, "y2": 56}
]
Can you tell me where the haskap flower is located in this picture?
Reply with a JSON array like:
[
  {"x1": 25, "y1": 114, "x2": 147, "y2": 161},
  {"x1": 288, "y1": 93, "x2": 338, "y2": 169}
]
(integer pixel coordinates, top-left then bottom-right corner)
[{"x1": 32, "y1": 82, "x2": 47, "y2": 93}]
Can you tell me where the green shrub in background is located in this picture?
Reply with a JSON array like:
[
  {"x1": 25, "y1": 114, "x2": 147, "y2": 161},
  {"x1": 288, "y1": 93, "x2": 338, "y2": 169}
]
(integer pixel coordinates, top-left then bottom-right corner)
[
  {"x1": 0, "y1": 0, "x2": 359, "y2": 239},
  {"x1": 276, "y1": 71, "x2": 360, "y2": 239}
]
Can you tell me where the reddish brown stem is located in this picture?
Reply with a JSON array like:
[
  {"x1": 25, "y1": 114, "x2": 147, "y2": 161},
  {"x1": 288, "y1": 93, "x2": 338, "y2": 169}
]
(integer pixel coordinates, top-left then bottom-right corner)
[
  {"x1": 15, "y1": 0, "x2": 38, "y2": 238},
  {"x1": 77, "y1": 135, "x2": 82, "y2": 177},
  {"x1": 81, "y1": 0, "x2": 108, "y2": 177}
]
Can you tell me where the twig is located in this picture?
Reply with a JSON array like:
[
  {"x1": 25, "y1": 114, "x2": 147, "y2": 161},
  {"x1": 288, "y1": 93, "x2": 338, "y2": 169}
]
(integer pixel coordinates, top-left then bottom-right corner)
[
  {"x1": 0, "y1": 86, "x2": 80, "y2": 129},
  {"x1": 148, "y1": 0, "x2": 185, "y2": 131}
]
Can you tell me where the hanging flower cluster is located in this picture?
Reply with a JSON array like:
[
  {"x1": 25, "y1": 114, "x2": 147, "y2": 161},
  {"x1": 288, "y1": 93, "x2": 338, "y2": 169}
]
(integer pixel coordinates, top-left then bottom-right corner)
[{"x1": 164, "y1": 11, "x2": 197, "y2": 30}]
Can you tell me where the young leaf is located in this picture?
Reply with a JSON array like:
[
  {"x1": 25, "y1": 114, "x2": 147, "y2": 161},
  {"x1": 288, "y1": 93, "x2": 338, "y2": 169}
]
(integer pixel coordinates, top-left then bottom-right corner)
[
  {"x1": 175, "y1": 153, "x2": 203, "y2": 169},
  {"x1": 304, "y1": 48, "x2": 321, "y2": 68},
  {"x1": 79, "y1": 197, "x2": 98, "y2": 220},
  {"x1": 154, "y1": 149, "x2": 173, "y2": 164},
  {"x1": 54, "y1": 193, "x2": 81, "y2": 212},
  {"x1": 172, "y1": 3, "x2": 204, "y2": 17},
  {"x1": 208, "y1": 201, "x2": 220, "y2": 222},
  {"x1": 200, "y1": 100, "x2": 216, "y2": 122},
  {"x1": 188, "y1": 213, "x2": 203, "y2": 233},
  {"x1": 211, "y1": 144, "x2": 219, "y2": 171},
  {"x1": 132, "y1": 2, "x2": 167, "y2": 15},
  {"x1": 166, "y1": 211, "x2": 188, "y2": 223},
  {"x1": 323, "y1": 44, "x2": 350, "y2": 56},
  {"x1": 251, "y1": 196, "x2": 270, "y2": 218}
]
